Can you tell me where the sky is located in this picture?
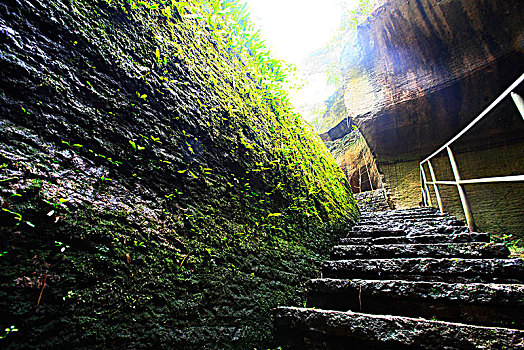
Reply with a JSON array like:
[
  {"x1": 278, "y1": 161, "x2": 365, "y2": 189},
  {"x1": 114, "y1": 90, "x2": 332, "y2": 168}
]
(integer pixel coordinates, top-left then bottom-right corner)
[
  {"x1": 245, "y1": 0, "x2": 359, "y2": 66},
  {"x1": 243, "y1": 0, "x2": 362, "y2": 122}
]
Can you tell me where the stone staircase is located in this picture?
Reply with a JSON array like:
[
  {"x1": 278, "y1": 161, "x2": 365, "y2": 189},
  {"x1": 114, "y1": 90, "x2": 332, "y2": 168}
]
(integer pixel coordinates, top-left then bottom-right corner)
[
  {"x1": 274, "y1": 207, "x2": 524, "y2": 349},
  {"x1": 354, "y1": 188, "x2": 390, "y2": 212}
]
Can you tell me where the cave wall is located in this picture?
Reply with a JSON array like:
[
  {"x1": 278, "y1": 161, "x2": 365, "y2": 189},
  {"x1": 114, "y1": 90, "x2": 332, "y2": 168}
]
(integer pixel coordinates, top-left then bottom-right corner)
[
  {"x1": 341, "y1": 0, "x2": 524, "y2": 160},
  {"x1": 325, "y1": 0, "x2": 524, "y2": 235},
  {"x1": 0, "y1": 0, "x2": 357, "y2": 348},
  {"x1": 325, "y1": 130, "x2": 382, "y2": 194},
  {"x1": 320, "y1": 89, "x2": 382, "y2": 195}
]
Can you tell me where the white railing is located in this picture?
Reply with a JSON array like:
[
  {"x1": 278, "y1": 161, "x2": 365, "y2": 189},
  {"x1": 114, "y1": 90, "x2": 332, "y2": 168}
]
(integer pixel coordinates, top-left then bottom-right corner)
[{"x1": 420, "y1": 73, "x2": 524, "y2": 231}]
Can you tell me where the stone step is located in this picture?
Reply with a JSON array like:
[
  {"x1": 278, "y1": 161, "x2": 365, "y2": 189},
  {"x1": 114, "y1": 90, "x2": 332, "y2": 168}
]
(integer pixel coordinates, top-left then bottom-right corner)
[
  {"x1": 360, "y1": 207, "x2": 438, "y2": 217},
  {"x1": 306, "y1": 279, "x2": 524, "y2": 328},
  {"x1": 358, "y1": 215, "x2": 449, "y2": 224},
  {"x1": 357, "y1": 217, "x2": 466, "y2": 228},
  {"x1": 320, "y1": 258, "x2": 524, "y2": 283},
  {"x1": 330, "y1": 243, "x2": 510, "y2": 259},
  {"x1": 356, "y1": 220, "x2": 466, "y2": 231},
  {"x1": 274, "y1": 307, "x2": 524, "y2": 349},
  {"x1": 349, "y1": 228, "x2": 406, "y2": 238},
  {"x1": 340, "y1": 232, "x2": 490, "y2": 245},
  {"x1": 363, "y1": 213, "x2": 447, "y2": 220},
  {"x1": 351, "y1": 225, "x2": 469, "y2": 237}
]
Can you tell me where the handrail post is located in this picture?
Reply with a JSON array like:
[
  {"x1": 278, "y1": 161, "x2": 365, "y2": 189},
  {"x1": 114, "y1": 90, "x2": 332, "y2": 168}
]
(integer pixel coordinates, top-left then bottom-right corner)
[
  {"x1": 420, "y1": 163, "x2": 432, "y2": 207},
  {"x1": 427, "y1": 160, "x2": 444, "y2": 213},
  {"x1": 420, "y1": 168, "x2": 427, "y2": 206},
  {"x1": 511, "y1": 92, "x2": 524, "y2": 120},
  {"x1": 446, "y1": 146, "x2": 477, "y2": 231}
]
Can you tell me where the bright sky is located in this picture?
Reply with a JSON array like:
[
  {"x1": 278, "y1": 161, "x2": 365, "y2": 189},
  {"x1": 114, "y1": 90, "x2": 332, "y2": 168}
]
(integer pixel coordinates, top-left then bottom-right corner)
[{"x1": 245, "y1": 0, "x2": 359, "y2": 65}]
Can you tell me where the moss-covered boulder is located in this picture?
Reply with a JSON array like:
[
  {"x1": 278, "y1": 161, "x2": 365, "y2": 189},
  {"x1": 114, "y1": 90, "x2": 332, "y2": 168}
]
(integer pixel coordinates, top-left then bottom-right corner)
[{"x1": 0, "y1": 0, "x2": 358, "y2": 348}]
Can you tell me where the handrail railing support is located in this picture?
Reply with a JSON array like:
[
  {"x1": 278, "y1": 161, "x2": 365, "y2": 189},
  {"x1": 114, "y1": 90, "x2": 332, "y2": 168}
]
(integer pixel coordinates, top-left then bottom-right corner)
[
  {"x1": 419, "y1": 74, "x2": 523, "y2": 233},
  {"x1": 511, "y1": 92, "x2": 524, "y2": 120},
  {"x1": 427, "y1": 160, "x2": 444, "y2": 213},
  {"x1": 419, "y1": 168, "x2": 427, "y2": 206},
  {"x1": 420, "y1": 164, "x2": 432, "y2": 207},
  {"x1": 446, "y1": 146, "x2": 477, "y2": 231}
]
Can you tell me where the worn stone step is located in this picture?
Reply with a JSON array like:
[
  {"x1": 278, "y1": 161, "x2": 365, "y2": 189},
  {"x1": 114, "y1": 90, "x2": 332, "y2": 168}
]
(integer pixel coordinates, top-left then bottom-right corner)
[
  {"x1": 361, "y1": 212, "x2": 446, "y2": 220},
  {"x1": 321, "y1": 258, "x2": 524, "y2": 283},
  {"x1": 356, "y1": 217, "x2": 457, "y2": 225},
  {"x1": 349, "y1": 228, "x2": 406, "y2": 238},
  {"x1": 360, "y1": 208, "x2": 438, "y2": 217},
  {"x1": 357, "y1": 219, "x2": 466, "y2": 231},
  {"x1": 373, "y1": 213, "x2": 447, "y2": 220},
  {"x1": 306, "y1": 279, "x2": 524, "y2": 328},
  {"x1": 340, "y1": 232, "x2": 490, "y2": 245},
  {"x1": 358, "y1": 215, "x2": 449, "y2": 224},
  {"x1": 330, "y1": 243, "x2": 510, "y2": 259},
  {"x1": 274, "y1": 307, "x2": 524, "y2": 349},
  {"x1": 351, "y1": 225, "x2": 469, "y2": 238}
]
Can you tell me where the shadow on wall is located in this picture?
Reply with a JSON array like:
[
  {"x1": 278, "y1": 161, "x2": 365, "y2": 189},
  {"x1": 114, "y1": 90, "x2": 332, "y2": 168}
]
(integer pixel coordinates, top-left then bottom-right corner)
[
  {"x1": 349, "y1": 164, "x2": 378, "y2": 193},
  {"x1": 324, "y1": 128, "x2": 384, "y2": 195}
]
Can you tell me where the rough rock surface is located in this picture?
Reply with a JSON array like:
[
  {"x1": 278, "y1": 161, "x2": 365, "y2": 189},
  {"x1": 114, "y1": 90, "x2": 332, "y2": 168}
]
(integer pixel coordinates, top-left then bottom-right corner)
[
  {"x1": 319, "y1": 0, "x2": 524, "y2": 237},
  {"x1": 354, "y1": 188, "x2": 391, "y2": 212},
  {"x1": 323, "y1": 129, "x2": 383, "y2": 195},
  {"x1": 331, "y1": 242, "x2": 511, "y2": 259},
  {"x1": 274, "y1": 207, "x2": 524, "y2": 348},
  {"x1": 339, "y1": 232, "x2": 491, "y2": 246},
  {"x1": 0, "y1": 1, "x2": 357, "y2": 348},
  {"x1": 305, "y1": 279, "x2": 524, "y2": 329},
  {"x1": 321, "y1": 257, "x2": 524, "y2": 282},
  {"x1": 335, "y1": 0, "x2": 524, "y2": 161},
  {"x1": 274, "y1": 307, "x2": 524, "y2": 349}
]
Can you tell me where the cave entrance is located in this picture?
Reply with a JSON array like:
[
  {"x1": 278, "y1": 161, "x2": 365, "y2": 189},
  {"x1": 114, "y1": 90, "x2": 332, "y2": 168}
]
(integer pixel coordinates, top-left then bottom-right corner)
[{"x1": 349, "y1": 164, "x2": 379, "y2": 194}]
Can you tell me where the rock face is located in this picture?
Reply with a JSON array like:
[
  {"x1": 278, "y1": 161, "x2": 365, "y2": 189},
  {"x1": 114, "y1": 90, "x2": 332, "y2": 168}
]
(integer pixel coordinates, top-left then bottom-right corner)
[
  {"x1": 320, "y1": 91, "x2": 383, "y2": 195},
  {"x1": 339, "y1": 0, "x2": 524, "y2": 160},
  {"x1": 322, "y1": 0, "x2": 524, "y2": 237},
  {"x1": 0, "y1": 0, "x2": 357, "y2": 348},
  {"x1": 324, "y1": 129, "x2": 382, "y2": 194}
]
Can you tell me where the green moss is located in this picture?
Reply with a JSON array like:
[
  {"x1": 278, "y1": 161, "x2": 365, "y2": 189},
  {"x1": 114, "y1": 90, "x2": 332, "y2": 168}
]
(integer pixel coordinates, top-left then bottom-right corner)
[{"x1": 0, "y1": 0, "x2": 358, "y2": 348}]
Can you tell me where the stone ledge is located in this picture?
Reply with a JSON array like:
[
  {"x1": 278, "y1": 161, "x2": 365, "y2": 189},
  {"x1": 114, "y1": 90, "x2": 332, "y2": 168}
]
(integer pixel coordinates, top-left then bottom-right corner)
[
  {"x1": 308, "y1": 279, "x2": 524, "y2": 305},
  {"x1": 330, "y1": 243, "x2": 510, "y2": 259},
  {"x1": 340, "y1": 232, "x2": 491, "y2": 245},
  {"x1": 350, "y1": 228, "x2": 406, "y2": 238},
  {"x1": 274, "y1": 307, "x2": 524, "y2": 349},
  {"x1": 306, "y1": 279, "x2": 523, "y2": 327},
  {"x1": 321, "y1": 258, "x2": 524, "y2": 282}
]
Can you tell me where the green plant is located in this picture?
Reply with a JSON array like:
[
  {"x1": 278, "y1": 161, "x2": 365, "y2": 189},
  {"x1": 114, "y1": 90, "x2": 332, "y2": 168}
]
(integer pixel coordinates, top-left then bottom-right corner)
[
  {"x1": 343, "y1": 0, "x2": 375, "y2": 30},
  {"x1": 0, "y1": 326, "x2": 18, "y2": 339}
]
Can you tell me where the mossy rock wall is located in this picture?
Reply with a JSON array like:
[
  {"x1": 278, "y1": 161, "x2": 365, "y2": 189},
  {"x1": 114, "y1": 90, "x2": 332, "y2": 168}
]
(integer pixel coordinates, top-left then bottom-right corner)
[{"x1": 0, "y1": 1, "x2": 358, "y2": 348}]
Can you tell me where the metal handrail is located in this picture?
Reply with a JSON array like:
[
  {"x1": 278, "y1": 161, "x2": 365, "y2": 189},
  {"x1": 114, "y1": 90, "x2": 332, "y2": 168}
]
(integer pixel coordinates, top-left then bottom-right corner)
[{"x1": 420, "y1": 73, "x2": 524, "y2": 231}]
